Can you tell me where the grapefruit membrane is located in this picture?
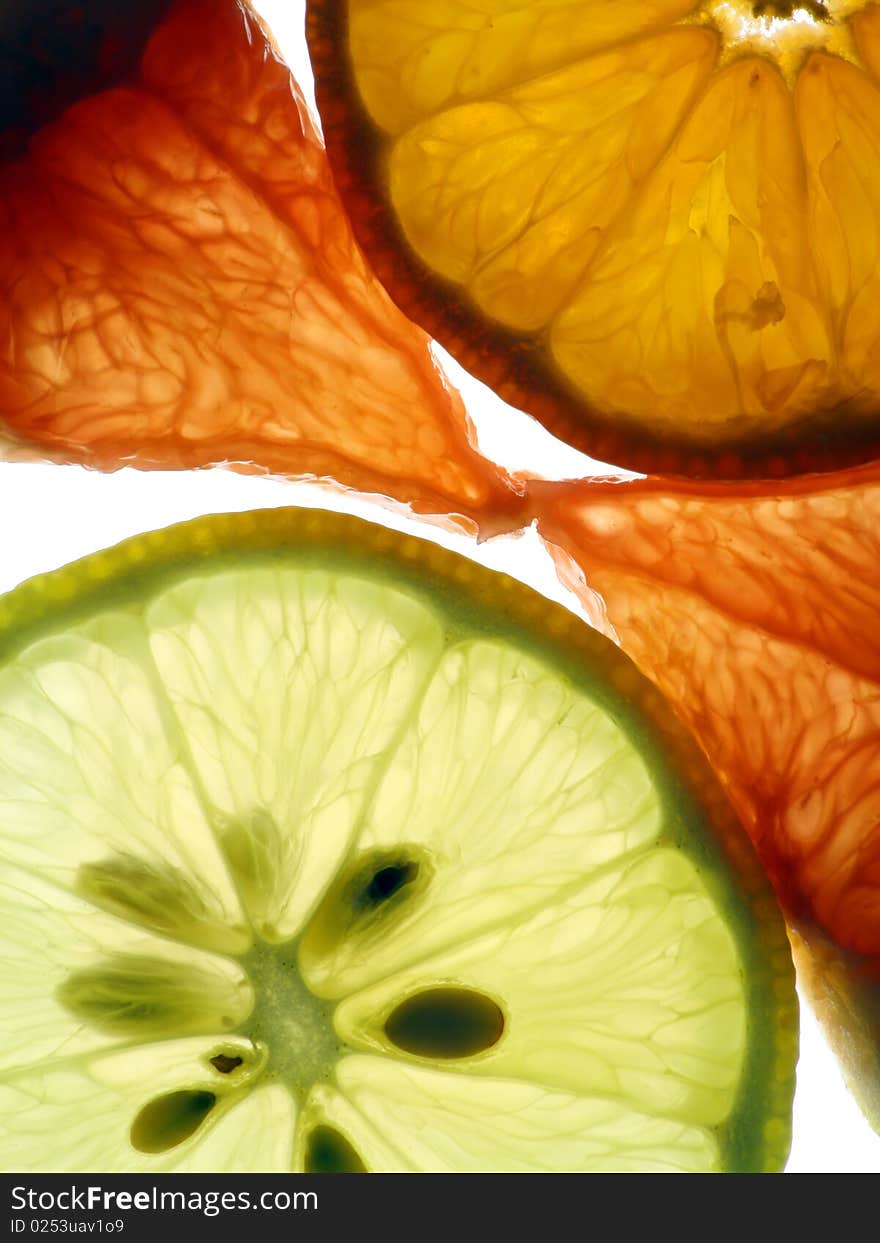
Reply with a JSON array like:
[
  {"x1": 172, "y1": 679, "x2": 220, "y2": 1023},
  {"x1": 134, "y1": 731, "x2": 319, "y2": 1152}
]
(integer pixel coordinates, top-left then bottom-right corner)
[{"x1": 0, "y1": 0, "x2": 520, "y2": 534}]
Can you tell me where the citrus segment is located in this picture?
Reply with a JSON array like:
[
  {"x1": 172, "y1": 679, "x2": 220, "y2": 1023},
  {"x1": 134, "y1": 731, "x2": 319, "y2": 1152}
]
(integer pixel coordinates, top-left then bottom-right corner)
[
  {"x1": 389, "y1": 30, "x2": 717, "y2": 331},
  {"x1": 532, "y1": 464, "x2": 880, "y2": 1124},
  {"x1": 144, "y1": 567, "x2": 444, "y2": 942},
  {"x1": 303, "y1": 1058, "x2": 723, "y2": 1173},
  {"x1": 854, "y1": 2, "x2": 880, "y2": 74},
  {"x1": 349, "y1": 0, "x2": 702, "y2": 134},
  {"x1": 332, "y1": 849, "x2": 745, "y2": 1124},
  {"x1": 0, "y1": 619, "x2": 247, "y2": 948},
  {"x1": 0, "y1": 1042, "x2": 294, "y2": 1173},
  {"x1": 301, "y1": 638, "x2": 662, "y2": 996},
  {"x1": 796, "y1": 52, "x2": 880, "y2": 407},
  {"x1": 0, "y1": 0, "x2": 518, "y2": 531},
  {"x1": 309, "y1": 0, "x2": 880, "y2": 475},
  {"x1": 552, "y1": 56, "x2": 829, "y2": 436},
  {"x1": 0, "y1": 509, "x2": 795, "y2": 1172},
  {"x1": 0, "y1": 868, "x2": 250, "y2": 1075}
]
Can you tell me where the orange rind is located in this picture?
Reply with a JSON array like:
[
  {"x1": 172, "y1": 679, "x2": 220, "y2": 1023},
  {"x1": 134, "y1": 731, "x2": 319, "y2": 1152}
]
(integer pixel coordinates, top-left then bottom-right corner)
[{"x1": 308, "y1": 0, "x2": 880, "y2": 478}]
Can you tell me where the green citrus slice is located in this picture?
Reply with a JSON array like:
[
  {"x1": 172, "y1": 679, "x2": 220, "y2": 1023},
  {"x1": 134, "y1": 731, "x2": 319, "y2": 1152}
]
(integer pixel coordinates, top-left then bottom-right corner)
[{"x1": 0, "y1": 509, "x2": 795, "y2": 1172}]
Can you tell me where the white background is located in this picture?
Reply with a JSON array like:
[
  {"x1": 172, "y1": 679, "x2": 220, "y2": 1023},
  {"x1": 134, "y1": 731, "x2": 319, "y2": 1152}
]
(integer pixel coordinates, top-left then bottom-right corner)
[{"x1": 0, "y1": 0, "x2": 877, "y2": 1173}]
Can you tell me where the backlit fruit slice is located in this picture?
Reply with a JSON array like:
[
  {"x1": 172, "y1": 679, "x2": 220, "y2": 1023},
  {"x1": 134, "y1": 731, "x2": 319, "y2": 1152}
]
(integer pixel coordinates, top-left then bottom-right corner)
[
  {"x1": 0, "y1": 508, "x2": 795, "y2": 1173},
  {"x1": 308, "y1": 0, "x2": 880, "y2": 478},
  {"x1": 0, "y1": 0, "x2": 520, "y2": 534},
  {"x1": 531, "y1": 462, "x2": 880, "y2": 1127}
]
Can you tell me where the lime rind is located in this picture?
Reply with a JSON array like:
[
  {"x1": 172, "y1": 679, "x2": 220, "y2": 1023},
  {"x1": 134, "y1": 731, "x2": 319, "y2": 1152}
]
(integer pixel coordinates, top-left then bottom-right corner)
[{"x1": 0, "y1": 508, "x2": 796, "y2": 1173}]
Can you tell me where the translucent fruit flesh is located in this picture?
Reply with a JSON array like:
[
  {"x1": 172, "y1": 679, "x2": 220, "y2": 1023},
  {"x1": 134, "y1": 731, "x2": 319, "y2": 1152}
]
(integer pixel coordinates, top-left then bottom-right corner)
[
  {"x1": 0, "y1": 0, "x2": 519, "y2": 532},
  {"x1": 308, "y1": 0, "x2": 880, "y2": 476},
  {"x1": 0, "y1": 509, "x2": 795, "y2": 1172},
  {"x1": 532, "y1": 463, "x2": 880, "y2": 1125},
  {"x1": 0, "y1": 0, "x2": 871, "y2": 1149}
]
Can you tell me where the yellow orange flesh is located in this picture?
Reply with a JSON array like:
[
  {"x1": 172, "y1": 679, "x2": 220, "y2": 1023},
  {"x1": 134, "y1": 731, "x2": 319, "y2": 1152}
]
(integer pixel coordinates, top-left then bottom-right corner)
[
  {"x1": 309, "y1": 0, "x2": 880, "y2": 476},
  {"x1": 0, "y1": 0, "x2": 521, "y2": 533}
]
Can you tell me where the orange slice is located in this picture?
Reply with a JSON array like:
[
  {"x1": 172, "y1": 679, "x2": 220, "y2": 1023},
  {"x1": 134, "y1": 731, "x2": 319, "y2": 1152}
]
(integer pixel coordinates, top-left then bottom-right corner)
[
  {"x1": 531, "y1": 463, "x2": 880, "y2": 1125},
  {"x1": 307, "y1": 0, "x2": 880, "y2": 478},
  {"x1": 0, "y1": 0, "x2": 521, "y2": 534}
]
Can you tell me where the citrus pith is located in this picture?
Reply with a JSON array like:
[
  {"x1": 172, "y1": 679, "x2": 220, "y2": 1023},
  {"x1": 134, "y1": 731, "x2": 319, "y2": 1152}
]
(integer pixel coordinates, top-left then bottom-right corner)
[
  {"x1": 0, "y1": 508, "x2": 795, "y2": 1172},
  {"x1": 308, "y1": 0, "x2": 880, "y2": 478}
]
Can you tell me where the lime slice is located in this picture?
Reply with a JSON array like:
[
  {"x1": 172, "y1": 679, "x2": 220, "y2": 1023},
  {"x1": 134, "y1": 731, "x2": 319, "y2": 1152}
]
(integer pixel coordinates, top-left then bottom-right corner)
[{"x1": 0, "y1": 509, "x2": 795, "y2": 1172}]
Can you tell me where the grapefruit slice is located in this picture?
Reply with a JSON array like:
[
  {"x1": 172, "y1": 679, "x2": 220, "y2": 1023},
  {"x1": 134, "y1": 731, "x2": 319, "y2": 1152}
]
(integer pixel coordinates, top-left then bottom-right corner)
[
  {"x1": 0, "y1": 0, "x2": 519, "y2": 533},
  {"x1": 0, "y1": 508, "x2": 795, "y2": 1172}
]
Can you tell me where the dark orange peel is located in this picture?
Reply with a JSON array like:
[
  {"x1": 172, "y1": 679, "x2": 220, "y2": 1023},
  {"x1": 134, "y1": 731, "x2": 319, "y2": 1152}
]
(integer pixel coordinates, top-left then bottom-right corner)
[
  {"x1": 0, "y1": 0, "x2": 521, "y2": 534},
  {"x1": 532, "y1": 464, "x2": 880, "y2": 1125}
]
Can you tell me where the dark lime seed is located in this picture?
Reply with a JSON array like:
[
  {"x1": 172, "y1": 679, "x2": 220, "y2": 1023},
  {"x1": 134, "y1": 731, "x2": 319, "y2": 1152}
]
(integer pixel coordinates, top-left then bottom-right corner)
[
  {"x1": 384, "y1": 988, "x2": 505, "y2": 1059},
  {"x1": 304, "y1": 1126, "x2": 367, "y2": 1174},
  {"x1": 209, "y1": 1054, "x2": 242, "y2": 1075},
  {"x1": 130, "y1": 1090, "x2": 216, "y2": 1154},
  {"x1": 358, "y1": 860, "x2": 419, "y2": 909}
]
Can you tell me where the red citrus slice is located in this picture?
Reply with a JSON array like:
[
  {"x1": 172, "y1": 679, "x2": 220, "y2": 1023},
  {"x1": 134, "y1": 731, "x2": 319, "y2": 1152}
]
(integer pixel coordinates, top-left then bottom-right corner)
[
  {"x1": 0, "y1": 0, "x2": 521, "y2": 533},
  {"x1": 531, "y1": 464, "x2": 880, "y2": 1126}
]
